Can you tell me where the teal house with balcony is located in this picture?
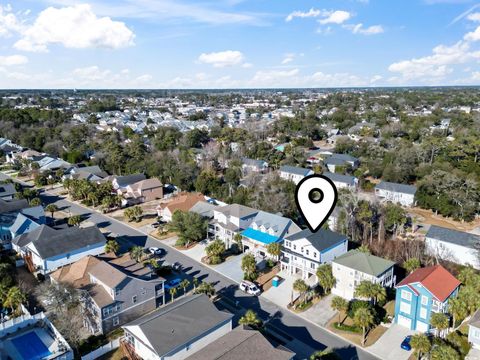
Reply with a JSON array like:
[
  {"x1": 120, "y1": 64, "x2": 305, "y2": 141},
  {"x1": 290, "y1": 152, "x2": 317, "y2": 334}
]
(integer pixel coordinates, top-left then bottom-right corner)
[{"x1": 394, "y1": 265, "x2": 460, "y2": 332}]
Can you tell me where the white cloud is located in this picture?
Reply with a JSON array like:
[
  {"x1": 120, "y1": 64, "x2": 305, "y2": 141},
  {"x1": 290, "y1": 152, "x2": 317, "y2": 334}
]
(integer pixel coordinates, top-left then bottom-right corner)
[
  {"x1": 318, "y1": 10, "x2": 352, "y2": 25},
  {"x1": 281, "y1": 53, "x2": 295, "y2": 64},
  {"x1": 14, "y1": 4, "x2": 135, "y2": 52},
  {"x1": 251, "y1": 69, "x2": 300, "y2": 86},
  {"x1": 464, "y1": 25, "x2": 480, "y2": 42},
  {"x1": 347, "y1": 23, "x2": 384, "y2": 35},
  {"x1": 73, "y1": 66, "x2": 111, "y2": 81},
  {"x1": 198, "y1": 50, "x2": 245, "y2": 67},
  {"x1": 467, "y1": 12, "x2": 480, "y2": 22},
  {"x1": 242, "y1": 62, "x2": 253, "y2": 68},
  {"x1": 0, "y1": 55, "x2": 28, "y2": 66},
  {"x1": 0, "y1": 5, "x2": 22, "y2": 37},
  {"x1": 285, "y1": 8, "x2": 324, "y2": 22}
]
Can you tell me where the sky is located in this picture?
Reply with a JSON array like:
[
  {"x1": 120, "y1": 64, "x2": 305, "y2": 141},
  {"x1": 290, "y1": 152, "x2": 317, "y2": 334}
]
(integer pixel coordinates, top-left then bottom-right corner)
[{"x1": 0, "y1": 0, "x2": 480, "y2": 89}]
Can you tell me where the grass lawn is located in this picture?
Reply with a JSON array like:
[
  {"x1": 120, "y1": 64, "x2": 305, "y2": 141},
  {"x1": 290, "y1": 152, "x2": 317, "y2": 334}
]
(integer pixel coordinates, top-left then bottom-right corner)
[{"x1": 150, "y1": 230, "x2": 177, "y2": 240}]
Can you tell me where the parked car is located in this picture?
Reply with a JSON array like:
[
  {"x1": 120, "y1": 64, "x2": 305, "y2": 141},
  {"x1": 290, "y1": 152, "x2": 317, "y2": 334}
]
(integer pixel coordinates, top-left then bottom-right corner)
[
  {"x1": 239, "y1": 280, "x2": 261, "y2": 296},
  {"x1": 148, "y1": 247, "x2": 164, "y2": 256},
  {"x1": 164, "y1": 278, "x2": 182, "y2": 290},
  {"x1": 400, "y1": 336, "x2": 411, "y2": 351},
  {"x1": 172, "y1": 262, "x2": 182, "y2": 271}
]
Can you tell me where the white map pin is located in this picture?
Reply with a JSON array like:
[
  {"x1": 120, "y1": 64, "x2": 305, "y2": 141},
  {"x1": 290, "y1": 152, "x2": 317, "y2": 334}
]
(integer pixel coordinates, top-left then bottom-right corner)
[{"x1": 295, "y1": 174, "x2": 338, "y2": 233}]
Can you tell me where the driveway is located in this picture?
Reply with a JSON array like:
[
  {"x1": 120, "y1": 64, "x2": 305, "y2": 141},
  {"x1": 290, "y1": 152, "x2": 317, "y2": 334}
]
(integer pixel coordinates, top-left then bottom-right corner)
[
  {"x1": 368, "y1": 324, "x2": 416, "y2": 360},
  {"x1": 298, "y1": 294, "x2": 336, "y2": 327},
  {"x1": 212, "y1": 254, "x2": 244, "y2": 283},
  {"x1": 262, "y1": 271, "x2": 298, "y2": 308}
]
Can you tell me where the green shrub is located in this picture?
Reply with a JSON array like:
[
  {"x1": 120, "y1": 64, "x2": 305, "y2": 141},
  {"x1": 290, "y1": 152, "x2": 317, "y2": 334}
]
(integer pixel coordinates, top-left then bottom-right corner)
[
  {"x1": 333, "y1": 322, "x2": 361, "y2": 333},
  {"x1": 209, "y1": 255, "x2": 222, "y2": 265}
]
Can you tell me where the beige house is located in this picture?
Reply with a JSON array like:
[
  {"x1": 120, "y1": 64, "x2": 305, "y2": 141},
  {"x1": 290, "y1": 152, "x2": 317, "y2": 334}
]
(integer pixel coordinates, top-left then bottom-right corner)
[{"x1": 124, "y1": 178, "x2": 163, "y2": 204}]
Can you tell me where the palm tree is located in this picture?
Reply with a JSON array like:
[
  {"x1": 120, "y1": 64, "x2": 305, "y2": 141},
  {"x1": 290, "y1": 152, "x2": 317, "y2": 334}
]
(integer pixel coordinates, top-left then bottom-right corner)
[
  {"x1": 169, "y1": 287, "x2": 178, "y2": 303},
  {"x1": 449, "y1": 297, "x2": 467, "y2": 329},
  {"x1": 129, "y1": 246, "x2": 144, "y2": 263},
  {"x1": 29, "y1": 197, "x2": 41, "y2": 206},
  {"x1": 316, "y1": 264, "x2": 335, "y2": 294},
  {"x1": 266, "y1": 242, "x2": 281, "y2": 261},
  {"x1": 403, "y1": 258, "x2": 421, "y2": 274},
  {"x1": 4, "y1": 287, "x2": 26, "y2": 315},
  {"x1": 354, "y1": 281, "x2": 375, "y2": 302},
  {"x1": 193, "y1": 277, "x2": 199, "y2": 290},
  {"x1": 194, "y1": 282, "x2": 216, "y2": 297},
  {"x1": 45, "y1": 204, "x2": 58, "y2": 222},
  {"x1": 353, "y1": 307, "x2": 375, "y2": 346},
  {"x1": 370, "y1": 283, "x2": 387, "y2": 305},
  {"x1": 410, "y1": 334, "x2": 431, "y2": 360},
  {"x1": 87, "y1": 192, "x2": 99, "y2": 207},
  {"x1": 331, "y1": 296, "x2": 349, "y2": 324},
  {"x1": 105, "y1": 240, "x2": 120, "y2": 255},
  {"x1": 310, "y1": 349, "x2": 340, "y2": 360},
  {"x1": 430, "y1": 312, "x2": 449, "y2": 338},
  {"x1": 180, "y1": 279, "x2": 190, "y2": 296},
  {"x1": 293, "y1": 279, "x2": 309, "y2": 305},
  {"x1": 239, "y1": 309, "x2": 262, "y2": 329},
  {"x1": 430, "y1": 344, "x2": 459, "y2": 360},
  {"x1": 68, "y1": 215, "x2": 81, "y2": 227}
]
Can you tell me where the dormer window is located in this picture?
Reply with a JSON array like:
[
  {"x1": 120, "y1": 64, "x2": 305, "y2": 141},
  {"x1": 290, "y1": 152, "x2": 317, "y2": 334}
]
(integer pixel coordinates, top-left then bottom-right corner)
[{"x1": 115, "y1": 288, "x2": 120, "y2": 296}]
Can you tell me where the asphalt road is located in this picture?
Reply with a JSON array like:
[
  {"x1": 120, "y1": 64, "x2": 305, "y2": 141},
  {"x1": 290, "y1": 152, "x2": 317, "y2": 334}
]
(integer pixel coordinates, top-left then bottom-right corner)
[{"x1": 2, "y1": 173, "x2": 379, "y2": 360}]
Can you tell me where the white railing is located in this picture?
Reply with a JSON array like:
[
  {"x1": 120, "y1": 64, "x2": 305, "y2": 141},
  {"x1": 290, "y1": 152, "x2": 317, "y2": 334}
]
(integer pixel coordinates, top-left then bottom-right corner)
[
  {"x1": 0, "y1": 312, "x2": 45, "y2": 336},
  {"x1": 81, "y1": 338, "x2": 121, "y2": 360}
]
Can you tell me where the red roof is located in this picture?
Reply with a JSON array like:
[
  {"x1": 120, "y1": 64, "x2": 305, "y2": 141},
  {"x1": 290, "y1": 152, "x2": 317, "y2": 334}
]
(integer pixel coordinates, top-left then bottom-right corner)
[{"x1": 396, "y1": 265, "x2": 460, "y2": 302}]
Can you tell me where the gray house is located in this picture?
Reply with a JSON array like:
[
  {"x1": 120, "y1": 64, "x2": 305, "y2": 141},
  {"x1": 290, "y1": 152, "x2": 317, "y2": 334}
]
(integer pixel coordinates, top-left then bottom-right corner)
[
  {"x1": 468, "y1": 310, "x2": 480, "y2": 350},
  {"x1": 324, "y1": 153, "x2": 359, "y2": 173},
  {"x1": 51, "y1": 253, "x2": 165, "y2": 334},
  {"x1": 123, "y1": 294, "x2": 233, "y2": 360},
  {"x1": 375, "y1": 181, "x2": 417, "y2": 207},
  {"x1": 0, "y1": 183, "x2": 17, "y2": 200}
]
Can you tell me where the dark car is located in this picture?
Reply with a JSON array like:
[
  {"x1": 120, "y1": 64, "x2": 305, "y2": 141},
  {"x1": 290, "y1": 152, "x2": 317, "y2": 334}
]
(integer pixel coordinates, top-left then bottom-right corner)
[
  {"x1": 164, "y1": 278, "x2": 181, "y2": 290},
  {"x1": 401, "y1": 336, "x2": 412, "y2": 351}
]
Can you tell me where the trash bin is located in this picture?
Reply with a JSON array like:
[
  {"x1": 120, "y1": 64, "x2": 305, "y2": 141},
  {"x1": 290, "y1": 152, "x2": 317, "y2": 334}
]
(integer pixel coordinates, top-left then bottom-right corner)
[{"x1": 272, "y1": 276, "x2": 280, "y2": 287}]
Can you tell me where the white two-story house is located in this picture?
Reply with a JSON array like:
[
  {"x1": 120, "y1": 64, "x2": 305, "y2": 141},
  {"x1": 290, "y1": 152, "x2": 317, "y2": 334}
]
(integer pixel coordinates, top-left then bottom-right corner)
[
  {"x1": 281, "y1": 228, "x2": 348, "y2": 281},
  {"x1": 331, "y1": 250, "x2": 396, "y2": 300},
  {"x1": 209, "y1": 204, "x2": 258, "y2": 249},
  {"x1": 323, "y1": 172, "x2": 358, "y2": 191},
  {"x1": 279, "y1": 166, "x2": 314, "y2": 185},
  {"x1": 375, "y1": 181, "x2": 417, "y2": 207}
]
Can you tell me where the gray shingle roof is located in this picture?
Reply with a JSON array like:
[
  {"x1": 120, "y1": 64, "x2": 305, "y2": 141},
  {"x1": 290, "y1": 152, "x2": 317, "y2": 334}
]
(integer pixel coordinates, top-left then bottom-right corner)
[
  {"x1": 189, "y1": 201, "x2": 217, "y2": 219},
  {"x1": 185, "y1": 327, "x2": 294, "y2": 360},
  {"x1": 333, "y1": 250, "x2": 395, "y2": 276},
  {"x1": 0, "y1": 183, "x2": 16, "y2": 198},
  {"x1": 123, "y1": 294, "x2": 233, "y2": 357},
  {"x1": 114, "y1": 173, "x2": 146, "y2": 187},
  {"x1": 286, "y1": 228, "x2": 347, "y2": 252},
  {"x1": 323, "y1": 172, "x2": 357, "y2": 186},
  {"x1": 375, "y1": 181, "x2": 416, "y2": 195},
  {"x1": 0, "y1": 199, "x2": 29, "y2": 214},
  {"x1": 325, "y1": 153, "x2": 359, "y2": 165},
  {"x1": 279, "y1": 165, "x2": 312, "y2": 177},
  {"x1": 426, "y1": 225, "x2": 480, "y2": 249},
  {"x1": 13, "y1": 225, "x2": 106, "y2": 259},
  {"x1": 215, "y1": 204, "x2": 258, "y2": 219},
  {"x1": 249, "y1": 211, "x2": 300, "y2": 238}
]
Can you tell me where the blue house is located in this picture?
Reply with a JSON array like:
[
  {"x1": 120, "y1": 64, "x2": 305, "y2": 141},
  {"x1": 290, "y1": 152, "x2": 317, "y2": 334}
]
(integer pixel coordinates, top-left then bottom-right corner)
[{"x1": 394, "y1": 265, "x2": 460, "y2": 332}]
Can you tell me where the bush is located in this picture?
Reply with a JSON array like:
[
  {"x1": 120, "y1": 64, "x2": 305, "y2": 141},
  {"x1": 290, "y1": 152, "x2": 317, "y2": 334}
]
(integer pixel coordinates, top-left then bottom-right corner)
[
  {"x1": 209, "y1": 255, "x2": 222, "y2": 265},
  {"x1": 266, "y1": 259, "x2": 276, "y2": 268},
  {"x1": 78, "y1": 334, "x2": 107, "y2": 355},
  {"x1": 333, "y1": 322, "x2": 361, "y2": 333}
]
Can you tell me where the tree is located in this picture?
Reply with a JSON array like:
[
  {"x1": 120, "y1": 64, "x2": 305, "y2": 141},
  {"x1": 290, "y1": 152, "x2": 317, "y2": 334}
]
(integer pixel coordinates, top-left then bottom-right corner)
[
  {"x1": 29, "y1": 197, "x2": 41, "y2": 206},
  {"x1": 353, "y1": 307, "x2": 375, "y2": 346},
  {"x1": 130, "y1": 246, "x2": 144, "y2": 263},
  {"x1": 293, "y1": 279, "x2": 309, "y2": 305},
  {"x1": 316, "y1": 264, "x2": 335, "y2": 294},
  {"x1": 194, "y1": 282, "x2": 216, "y2": 297},
  {"x1": 169, "y1": 287, "x2": 178, "y2": 303},
  {"x1": 233, "y1": 233, "x2": 243, "y2": 253},
  {"x1": 124, "y1": 206, "x2": 143, "y2": 222},
  {"x1": 205, "y1": 240, "x2": 225, "y2": 264},
  {"x1": 168, "y1": 211, "x2": 207, "y2": 247},
  {"x1": 105, "y1": 240, "x2": 120, "y2": 255},
  {"x1": 430, "y1": 312, "x2": 449, "y2": 338},
  {"x1": 180, "y1": 279, "x2": 190, "y2": 296},
  {"x1": 193, "y1": 277, "x2": 199, "y2": 290},
  {"x1": 449, "y1": 297, "x2": 468, "y2": 328},
  {"x1": 45, "y1": 203, "x2": 58, "y2": 220},
  {"x1": 239, "y1": 309, "x2": 262, "y2": 329},
  {"x1": 331, "y1": 296, "x2": 349, "y2": 324},
  {"x1": 310, "y1": 350, "x2": 340, "y2": 360},
  {"x1": 357, "y1": 245, "x2": 371, "y2": 253},
  {"x1": 410, "y1": 334, "x2": 431, "y2": 360},
  {"x1": 67, "y1": 214, "x2": 81, "y2": 226},
  {"x1": 4, "y1": 287, "x2": 26, "y2": 315},
  {"x1": 430, "y1": 344, "x2": 460, "y2": 360},
  {"x1": 241, "y1": 254, "x2": 257, "y2": 281},
  {"x1": 266, "y1": 242, "x2": 281, "y2": 260},
  {"x1": 403, "y1": 258, "x2": 421, "y2": 274}
]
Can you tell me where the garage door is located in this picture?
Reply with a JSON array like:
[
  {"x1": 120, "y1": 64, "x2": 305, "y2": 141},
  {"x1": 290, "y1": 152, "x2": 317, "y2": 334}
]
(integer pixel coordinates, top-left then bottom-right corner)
[
  {"x1": 416, "y1": 320, "x2": 429, "y2": 332},
  {"x1": 397, "y1": 315, "x2": 412, "y2": 329}
]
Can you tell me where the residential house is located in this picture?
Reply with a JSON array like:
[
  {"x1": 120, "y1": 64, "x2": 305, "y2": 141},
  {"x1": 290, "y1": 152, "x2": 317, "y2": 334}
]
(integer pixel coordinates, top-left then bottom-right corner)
[
  {"x1": 35, "y1": 155, "x2": 71, "y2": 173},
  {"x1": 105, "y1": 173, "x2": 147, "y2": 191},
  {"x1": 331, "y1": 250, "x2": 395, "y2": 301},
  {"x1": 425, "y1": 225, "x2": 480, "y2": 269},
  {"x1": 241, "y1": 211, "x2": 300, "y2": 259},
  {"x1": 394, "y1": 265, "x2": 460, "y2": 332},
  {"x1": 0, "y1": 311, "x2": 73, "y2": 360},
  {"x1": 157, "y1": 192, "x2": 205, "y2": 222},
  {"x1": 123, "y1": 178, "x2": 163, "y2": 205},
  {"x1": 375, "y1": 181, "x2": 417, "y2": 207},
  {"x1": 189, "y1": 201, "x2": 217, "y2": 220},
  {"x1": 51, "y1": 253, "x2": 165, "y2": 334},
  {"x1": 241, "y1": 158, "x2": 269, "y2": 174},
  {"x1": 281, "y1": 228, "x2": 348, "y2": 281},
  {"x1": 279, "y1": 165, "x2": 314, "y2": 184},
  {"x1": 122, "y1": 294, "x2": 233, "y2": 360},
  {"x1": 186, "y1": 326, "x2": 295, "y2": 360},
  {"x1": 209, "y1": 204, "x2": 258, "y2": 248},
  {"x1": 468, "y1": 310, "x2": 480, "y2": 350},
  {"x1": 6, "y1": 148, "x2": 41, "y2": 164},
  {"x1": 323, "y1": 172, "x2": 358, "y2": 191},
  {"x1": 12, "y1": 225, "x2": 106, "y2": 274},
  {"x1": 0, "y1": 183, "x2": 16, "y2": 200},
  {"x1": 63, "y1": 165, "x2": 108, "y2": 182},
  {"x1": 324, "y1": 153, "x2": 359, "y2": 173}
]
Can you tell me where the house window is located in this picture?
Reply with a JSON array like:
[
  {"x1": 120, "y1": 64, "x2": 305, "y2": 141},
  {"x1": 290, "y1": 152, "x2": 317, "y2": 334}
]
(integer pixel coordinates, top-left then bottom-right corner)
[
  {"x1": 132, "y1": 295, "x2": 137, "y2": 304},
  {"x1": 293, "y1": 245, "x2": 296, "y2": 251},
  {"x1": 141, "y1": 289, "x2": 146, "y2": 295},
  {"x1": 400, "y1": 302, "x2": 411, "y2": 314},
  {"x1": 115, "y1": 288, "x2": 120, "y2": 296},
  {"x1": 401, "y1": 290, "x2": 412, "y2": 301},
  {"x1": 306, "y1": 250, "x2": 309, "y2": 256},
  {"x1": 310, "y1": 262, "x2": 316, "y2": 269},
  {"x1": 420, "y1": 307, "x2": 427, "y2": 319},
  {"x1": 421, "y1": 296, "x2": 428, "y2": 306},
  {"x1": 313, "y1": 252, "x2": 317, "y2": 258},
  {"x1": 113, "y1": 316, "x2": 119, "y2": 326},
  {"x1": 285, "y1": 241, "x2": 290, "y2": 247}
]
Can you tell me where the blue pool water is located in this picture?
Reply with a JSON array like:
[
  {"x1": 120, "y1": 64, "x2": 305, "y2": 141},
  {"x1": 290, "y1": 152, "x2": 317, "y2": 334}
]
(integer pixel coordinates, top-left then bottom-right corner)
[{"x1": 11, "y1": 331, "x2": 52, "y2": 360}]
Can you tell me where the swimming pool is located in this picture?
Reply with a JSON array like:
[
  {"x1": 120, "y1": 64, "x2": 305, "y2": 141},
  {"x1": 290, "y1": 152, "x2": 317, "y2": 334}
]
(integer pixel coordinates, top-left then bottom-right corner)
[{"x1": 11, "y1": 331, "x2": 52, "y2": 360}]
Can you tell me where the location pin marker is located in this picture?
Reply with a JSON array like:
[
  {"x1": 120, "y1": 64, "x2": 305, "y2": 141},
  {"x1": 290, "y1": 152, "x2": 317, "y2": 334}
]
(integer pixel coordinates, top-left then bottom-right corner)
[{"x1": 295, "y1": 174, "x2": 338, "y2": 233}]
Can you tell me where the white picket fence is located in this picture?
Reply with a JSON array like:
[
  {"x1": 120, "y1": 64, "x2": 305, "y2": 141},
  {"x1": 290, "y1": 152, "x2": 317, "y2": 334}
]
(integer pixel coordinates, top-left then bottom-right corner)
[{"x1": 81, "y1": 338, "x2": 121, "y2": 360}]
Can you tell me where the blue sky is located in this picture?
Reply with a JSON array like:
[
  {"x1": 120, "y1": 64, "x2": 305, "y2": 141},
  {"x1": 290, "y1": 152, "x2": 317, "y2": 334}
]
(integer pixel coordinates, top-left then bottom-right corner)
[{"x1": 0, "y1": 0, "x2": 479, "y2": 88}]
